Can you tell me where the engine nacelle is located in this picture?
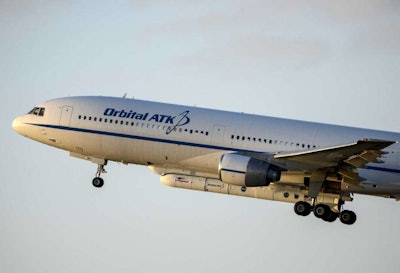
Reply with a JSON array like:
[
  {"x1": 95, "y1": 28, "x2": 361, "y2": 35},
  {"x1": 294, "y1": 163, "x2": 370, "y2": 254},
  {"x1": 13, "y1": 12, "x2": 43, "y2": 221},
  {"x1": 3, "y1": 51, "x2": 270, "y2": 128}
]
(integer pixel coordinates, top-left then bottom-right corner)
[{"x1": 218, "y1": 153, "x2": 281, "y2": 187}]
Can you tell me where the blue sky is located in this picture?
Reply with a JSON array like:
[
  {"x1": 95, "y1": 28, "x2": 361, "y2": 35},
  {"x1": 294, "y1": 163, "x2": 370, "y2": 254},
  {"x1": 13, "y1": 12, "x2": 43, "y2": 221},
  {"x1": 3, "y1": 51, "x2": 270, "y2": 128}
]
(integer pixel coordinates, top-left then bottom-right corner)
[{"x1": 2, "y1": 1, "x2": 400, "y2": 273}]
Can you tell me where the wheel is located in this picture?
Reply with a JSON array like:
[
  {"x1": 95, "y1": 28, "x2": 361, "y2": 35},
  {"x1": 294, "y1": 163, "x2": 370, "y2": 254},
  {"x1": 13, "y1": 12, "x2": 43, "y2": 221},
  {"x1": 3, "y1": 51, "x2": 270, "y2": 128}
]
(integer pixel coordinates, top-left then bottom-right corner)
[
  {"x1": 92, "y1": 177, "x2": 104, "y2": 188},
  {"x1": 313, "y1": 204, "x2": 330, "y2": 219},
  {"x1": 323, "y1": 211, "x2": 339, "y2": 222},
  {"x1": 294, "y1": 201, "x2": 312, "y2": 216},
  {"x1": 340, "y1": 210, "x2": 357, "y2": 225}
]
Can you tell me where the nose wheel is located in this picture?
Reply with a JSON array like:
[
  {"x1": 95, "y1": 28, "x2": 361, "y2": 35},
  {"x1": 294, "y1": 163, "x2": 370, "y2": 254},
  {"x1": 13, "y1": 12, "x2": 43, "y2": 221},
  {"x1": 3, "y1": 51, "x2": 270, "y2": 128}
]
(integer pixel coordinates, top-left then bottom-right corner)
[
  {"x1": 92, "y1": 163, "x2": 107, "y2": 188},
  {"x1": 92, "y1": 177, "x2": 104, "y2": 188}
]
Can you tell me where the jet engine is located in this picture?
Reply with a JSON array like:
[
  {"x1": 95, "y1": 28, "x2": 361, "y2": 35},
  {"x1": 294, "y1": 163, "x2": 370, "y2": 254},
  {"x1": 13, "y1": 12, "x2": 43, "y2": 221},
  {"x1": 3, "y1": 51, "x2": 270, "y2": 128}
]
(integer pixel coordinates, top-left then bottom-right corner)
[{"x1": 218, "y1": 153, "x2": 281, "y2": 187}]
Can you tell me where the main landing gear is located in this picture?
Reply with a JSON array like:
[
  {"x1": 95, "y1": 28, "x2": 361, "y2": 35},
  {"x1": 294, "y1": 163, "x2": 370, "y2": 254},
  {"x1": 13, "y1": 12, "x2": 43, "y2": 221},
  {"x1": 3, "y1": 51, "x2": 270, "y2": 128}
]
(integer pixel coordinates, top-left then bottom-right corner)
[
  {"x1": 92, "y1": 162, "x2": 107, "y2": 188},
  {"x1": 294, "y1": 201, "x2": 357, "y2": 225}
]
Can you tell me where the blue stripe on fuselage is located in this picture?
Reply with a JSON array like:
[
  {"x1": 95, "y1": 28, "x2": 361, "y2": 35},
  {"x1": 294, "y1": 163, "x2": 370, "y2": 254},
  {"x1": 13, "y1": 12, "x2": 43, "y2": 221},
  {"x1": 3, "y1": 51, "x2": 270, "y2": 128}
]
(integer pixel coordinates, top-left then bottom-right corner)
[
  {"x1": 365, "y1": 165, "x2": 400, "y2": 174},
  {"x1": 27, "y1": 123, "x2": 259, "y2": 153},
  {"x1": 27, "y1": 123, "x2": 400, "y2": 175}
]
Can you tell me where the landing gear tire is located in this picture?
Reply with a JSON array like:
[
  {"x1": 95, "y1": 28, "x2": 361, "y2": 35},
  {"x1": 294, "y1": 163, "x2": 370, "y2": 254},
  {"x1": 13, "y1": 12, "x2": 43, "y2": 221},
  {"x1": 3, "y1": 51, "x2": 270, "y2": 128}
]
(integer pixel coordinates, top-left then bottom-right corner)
[
  {"x1": 323, "y1": 211, "x2": 339, "y2": 222},
  {"x1": 340, "y1": 210, "x2": 357, "y2": 225},
  {"x1": 313, "y1": 204, "x2": 331, "y2": 219},
  {"x1": 294, "y1": 201, "x2": 312, "y2": 216},
  {"x1": 92, "y1": 177, "x2": 104, "y2": 188}
]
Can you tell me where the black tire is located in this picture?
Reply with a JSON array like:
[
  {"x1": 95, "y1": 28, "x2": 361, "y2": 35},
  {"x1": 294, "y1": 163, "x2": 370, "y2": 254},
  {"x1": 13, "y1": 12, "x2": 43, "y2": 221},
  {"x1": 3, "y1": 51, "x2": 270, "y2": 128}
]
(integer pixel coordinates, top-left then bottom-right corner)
[
  {"x1": 340, "y1": 210, "x2": 357, "y2": 225},
  {"x1": 294, "y1": 201, "x2": 312, "y2": 216},
  {"x1": 92, "y1": 177, "x2": 104, "y2": 188},
  {"x1": 313, "y1": 204, "x2": 330, "y2": 219},
  {"x1": 323, "y1": 211, "x2": 338, "y2": 222}
]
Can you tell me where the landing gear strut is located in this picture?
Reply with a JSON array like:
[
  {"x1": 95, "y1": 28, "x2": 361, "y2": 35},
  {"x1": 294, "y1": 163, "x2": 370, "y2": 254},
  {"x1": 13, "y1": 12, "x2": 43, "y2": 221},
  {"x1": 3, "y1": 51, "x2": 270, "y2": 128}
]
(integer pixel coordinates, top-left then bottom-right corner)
[{"x1": 92, "y1": 162, "x2": 107, "y2": 188}]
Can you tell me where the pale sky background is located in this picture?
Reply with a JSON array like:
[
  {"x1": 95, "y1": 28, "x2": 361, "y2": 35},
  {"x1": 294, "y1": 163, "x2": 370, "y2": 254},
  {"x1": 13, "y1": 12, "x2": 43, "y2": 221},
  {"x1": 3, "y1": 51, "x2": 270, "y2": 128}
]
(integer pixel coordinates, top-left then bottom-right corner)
[{"x1": 1, "y1": 1, "x2": 400, "y2": 272}]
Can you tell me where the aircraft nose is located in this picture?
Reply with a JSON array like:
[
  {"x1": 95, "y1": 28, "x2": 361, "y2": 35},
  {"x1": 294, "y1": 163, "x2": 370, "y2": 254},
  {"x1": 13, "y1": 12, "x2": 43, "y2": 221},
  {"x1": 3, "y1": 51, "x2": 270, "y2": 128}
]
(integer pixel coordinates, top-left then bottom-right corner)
[{"x1": 12, "y1": 117, "x2": 24, "y2": 135}]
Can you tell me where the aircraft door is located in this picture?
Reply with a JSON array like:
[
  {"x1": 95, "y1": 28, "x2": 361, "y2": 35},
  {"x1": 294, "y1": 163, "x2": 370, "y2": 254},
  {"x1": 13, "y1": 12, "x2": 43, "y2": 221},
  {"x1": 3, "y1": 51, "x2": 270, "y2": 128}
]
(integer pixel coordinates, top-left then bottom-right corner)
[{"x1": 60, "y1": 106, "x2": 73, "y2": 127}]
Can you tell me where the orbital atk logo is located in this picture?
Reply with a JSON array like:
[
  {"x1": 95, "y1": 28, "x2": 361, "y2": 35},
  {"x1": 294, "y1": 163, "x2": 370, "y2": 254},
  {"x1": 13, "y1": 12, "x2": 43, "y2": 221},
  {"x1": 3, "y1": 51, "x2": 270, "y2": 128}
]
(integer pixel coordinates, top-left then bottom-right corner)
[{"x1": 103, "y1": 108, "x2": 190, "y2": 134}]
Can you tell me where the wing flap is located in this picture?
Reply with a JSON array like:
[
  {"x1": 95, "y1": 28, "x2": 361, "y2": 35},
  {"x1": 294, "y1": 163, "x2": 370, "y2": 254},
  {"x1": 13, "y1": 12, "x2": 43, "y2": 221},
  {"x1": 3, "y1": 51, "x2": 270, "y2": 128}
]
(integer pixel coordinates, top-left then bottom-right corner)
[
  {"x1": 338, "y1": 168, "x2": 359, "y2": 180},
  {"x1": 344, "y1": 150, "x2": 384, "y2": 168}
]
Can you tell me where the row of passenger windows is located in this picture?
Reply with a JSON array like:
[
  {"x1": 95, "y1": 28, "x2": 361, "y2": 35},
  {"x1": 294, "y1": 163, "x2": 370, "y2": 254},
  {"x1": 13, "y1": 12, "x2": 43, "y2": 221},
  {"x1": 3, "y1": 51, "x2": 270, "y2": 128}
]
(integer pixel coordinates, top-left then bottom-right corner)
[
  {"x1": 231, "y1": 134, "x2": 316, "y2": 149},
  {"x1": 78, "y1": 115, "x2": 210, "y2": 136},
  {"x1": 77, "y1": 114, "x2": 316, "y2": 149}
]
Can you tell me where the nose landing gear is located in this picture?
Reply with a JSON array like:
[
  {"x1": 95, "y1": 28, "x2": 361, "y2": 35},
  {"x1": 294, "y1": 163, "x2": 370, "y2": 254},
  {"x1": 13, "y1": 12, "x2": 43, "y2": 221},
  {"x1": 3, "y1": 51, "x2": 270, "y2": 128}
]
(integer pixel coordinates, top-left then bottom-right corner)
[{"x1": 92, "y1": 162, "x2": 107, "y2": 188}]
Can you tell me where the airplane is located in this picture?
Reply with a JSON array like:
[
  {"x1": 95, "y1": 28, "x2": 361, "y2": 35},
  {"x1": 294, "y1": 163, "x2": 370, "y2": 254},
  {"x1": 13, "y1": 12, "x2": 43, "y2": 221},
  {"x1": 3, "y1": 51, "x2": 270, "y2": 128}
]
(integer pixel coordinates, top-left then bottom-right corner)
[{"x1": 12, "y1": 96, "x2": 400, "y2": 225}]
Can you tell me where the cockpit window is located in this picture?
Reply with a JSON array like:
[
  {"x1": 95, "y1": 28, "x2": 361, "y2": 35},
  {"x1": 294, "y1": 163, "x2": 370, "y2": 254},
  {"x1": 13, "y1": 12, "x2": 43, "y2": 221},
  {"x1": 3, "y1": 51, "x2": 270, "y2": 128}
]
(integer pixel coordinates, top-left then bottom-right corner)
[{"x1": 28, "y1": 107, "x2": 45, "y2": 116}]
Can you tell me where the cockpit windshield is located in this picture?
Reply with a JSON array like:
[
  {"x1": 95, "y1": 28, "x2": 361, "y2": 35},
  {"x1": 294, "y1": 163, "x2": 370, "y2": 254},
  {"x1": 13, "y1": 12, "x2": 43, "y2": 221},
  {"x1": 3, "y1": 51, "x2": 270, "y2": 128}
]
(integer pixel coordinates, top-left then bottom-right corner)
[{"x1": 28, "y1": 107, "x2": 45, "y2": 116}]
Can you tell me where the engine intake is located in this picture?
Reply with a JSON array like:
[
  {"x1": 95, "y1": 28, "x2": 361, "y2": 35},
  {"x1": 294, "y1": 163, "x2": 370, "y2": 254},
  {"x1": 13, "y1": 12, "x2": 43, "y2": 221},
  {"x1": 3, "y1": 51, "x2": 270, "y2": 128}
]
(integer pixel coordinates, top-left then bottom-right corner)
[{"x1": 219, "y1": 154, "x2": 281, "y2": 187}]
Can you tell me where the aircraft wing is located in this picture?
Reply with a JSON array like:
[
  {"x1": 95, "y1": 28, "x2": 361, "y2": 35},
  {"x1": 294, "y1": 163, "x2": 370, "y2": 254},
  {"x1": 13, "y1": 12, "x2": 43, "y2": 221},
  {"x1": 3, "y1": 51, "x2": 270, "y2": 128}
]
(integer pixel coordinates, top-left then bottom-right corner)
[
  {"x1": 274, "y1": 139, "x2": 395, "y2": 169},
  {"x1": 272, "y1": 139, "x2": 395, "y2": 170}
]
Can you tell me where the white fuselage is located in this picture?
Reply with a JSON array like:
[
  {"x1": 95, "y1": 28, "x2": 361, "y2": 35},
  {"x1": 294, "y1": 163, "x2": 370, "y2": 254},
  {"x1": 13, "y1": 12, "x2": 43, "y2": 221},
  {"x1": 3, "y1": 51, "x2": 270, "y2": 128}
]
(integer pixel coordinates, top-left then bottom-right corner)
[{"x1": 12, "y1": 96, "x2": 400, "y2": 196}]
